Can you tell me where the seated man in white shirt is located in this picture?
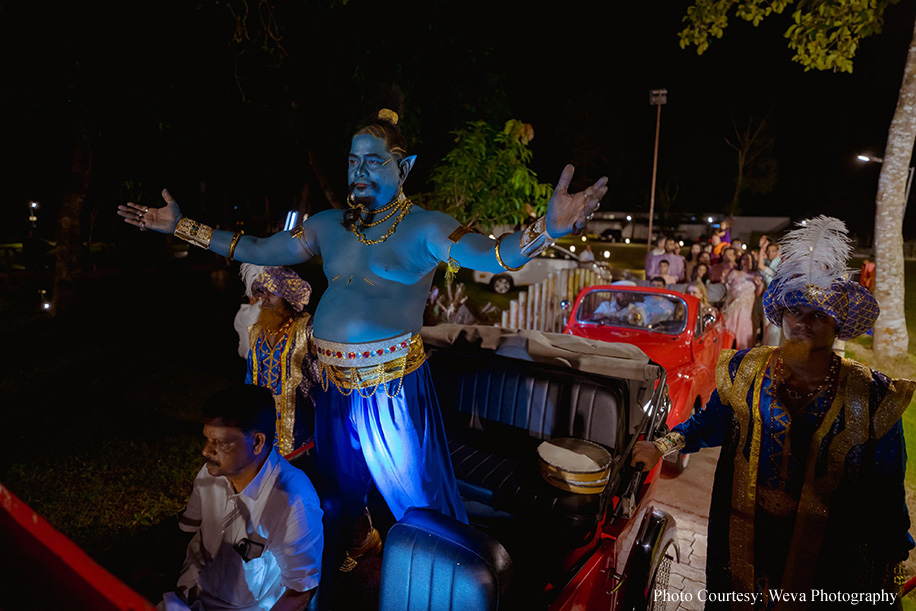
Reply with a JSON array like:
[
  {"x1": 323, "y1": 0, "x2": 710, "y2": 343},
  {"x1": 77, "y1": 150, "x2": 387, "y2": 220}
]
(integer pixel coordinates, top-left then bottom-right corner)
[
  {"x1": 162, "y1": 385, "x2": 324, "y2": 611},
  {"x1": 594, "y1": 291, "x2": 639, "y2": 321}
]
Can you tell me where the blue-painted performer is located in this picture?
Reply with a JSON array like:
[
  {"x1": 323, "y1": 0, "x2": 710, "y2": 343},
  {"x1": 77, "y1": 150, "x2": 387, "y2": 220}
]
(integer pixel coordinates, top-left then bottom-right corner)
[
  {"x1": 120, "y1": 108, "x2": 608, "y2": 567},
  {"x1": 632, "y1": 216, "x2": 914, "y2": 609}
]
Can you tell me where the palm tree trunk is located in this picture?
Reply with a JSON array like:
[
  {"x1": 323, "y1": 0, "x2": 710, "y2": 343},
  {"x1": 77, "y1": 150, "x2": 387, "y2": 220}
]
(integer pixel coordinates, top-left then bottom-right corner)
[
  {"x1": 872, "y1": 16, "x2": 916, "y2": 363},
  {"x1": 52, "y1": 125, "x2": 93, "y2": 317}
]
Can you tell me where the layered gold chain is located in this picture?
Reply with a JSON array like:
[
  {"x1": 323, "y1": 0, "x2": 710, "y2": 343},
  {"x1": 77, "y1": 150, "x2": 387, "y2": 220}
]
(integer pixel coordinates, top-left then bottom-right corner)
[
  {"x1": 349, "y1": 197, "x2": 413, "y2": 245},
  {"x1": 347, "y1": 192, "x2": 403, "y2": 227}
]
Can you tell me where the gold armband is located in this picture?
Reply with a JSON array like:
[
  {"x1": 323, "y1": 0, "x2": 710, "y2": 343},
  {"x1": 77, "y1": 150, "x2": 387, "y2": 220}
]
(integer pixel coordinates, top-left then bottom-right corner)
[
  {"x1": 519, "y1": 216, "x2": 557, "y2": 258},
  {"x1": 174, "y1": 217, "x2": 213, "y2": 249},
  {"x1": 227, "y1": 232, "x2": 242, "y2": 261},
  {"x1": 445, "y1": 225, "x2": 475, "y2": 280},
  {"x1": 290, "y1": 225, "x2": 318, "y2": 258},
  {"x1": 447, "y1": 225, "x2": 474, "y2": 243},
  {"x1": 495, "y1": 233, "x2": 525, "y2": 272},
  {"x1": 653, "y1": 432, "x2": 685, "y2": 457}
]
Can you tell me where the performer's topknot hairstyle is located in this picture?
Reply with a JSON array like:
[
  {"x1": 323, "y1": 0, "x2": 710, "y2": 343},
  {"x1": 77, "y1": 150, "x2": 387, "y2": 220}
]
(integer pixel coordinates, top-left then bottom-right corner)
[
  {"x1": 354, "y1": 112, "x2": 407, "y2": 160},
  {"x1": 353, "y1": 84, "x2": 408, "y2": 159}
]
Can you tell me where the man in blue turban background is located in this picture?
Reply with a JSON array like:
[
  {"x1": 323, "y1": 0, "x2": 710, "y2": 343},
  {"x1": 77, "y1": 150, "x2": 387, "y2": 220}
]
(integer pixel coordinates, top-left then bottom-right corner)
[{"x1": 633, "y1": 216, "x2": 913, "y2": 608}]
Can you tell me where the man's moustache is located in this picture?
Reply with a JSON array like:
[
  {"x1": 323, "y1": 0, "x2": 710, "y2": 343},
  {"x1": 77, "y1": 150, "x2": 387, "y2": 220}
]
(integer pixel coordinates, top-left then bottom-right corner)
[{"x1": 349, "y1": 181, "x2": 377, "y2": 191}]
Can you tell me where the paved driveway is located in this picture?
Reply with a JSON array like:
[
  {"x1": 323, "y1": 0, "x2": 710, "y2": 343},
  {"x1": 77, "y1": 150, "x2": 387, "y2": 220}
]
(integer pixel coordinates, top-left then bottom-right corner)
[{"x1": 651, "y1": 447, "x2": 719, "y2": 611}]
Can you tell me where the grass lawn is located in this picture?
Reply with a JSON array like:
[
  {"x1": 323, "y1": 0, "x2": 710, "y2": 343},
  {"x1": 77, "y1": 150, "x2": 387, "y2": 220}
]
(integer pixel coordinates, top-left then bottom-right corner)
[
  {"x1": 836, "y1": 258, "x2": 916, "y2": 609},
  {"x1": 0, "y1": 265, "x2": 243, "y2": 559}
]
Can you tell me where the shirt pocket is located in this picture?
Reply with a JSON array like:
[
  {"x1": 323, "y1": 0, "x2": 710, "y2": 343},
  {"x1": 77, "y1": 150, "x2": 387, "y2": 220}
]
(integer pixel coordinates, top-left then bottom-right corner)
[{"x1": 200, "y1": 542, "x2": 276, "y2": 608}]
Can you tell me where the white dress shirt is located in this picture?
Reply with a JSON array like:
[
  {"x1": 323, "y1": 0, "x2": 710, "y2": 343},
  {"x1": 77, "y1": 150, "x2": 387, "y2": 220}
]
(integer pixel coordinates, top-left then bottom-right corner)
[{"x1": 176, "y1": 448, "x2": 323, "y2": 610}]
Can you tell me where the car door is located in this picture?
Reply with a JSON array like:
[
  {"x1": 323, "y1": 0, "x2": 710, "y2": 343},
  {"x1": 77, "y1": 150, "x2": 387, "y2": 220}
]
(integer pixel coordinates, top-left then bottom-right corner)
[{"x1": 690, "y1": 305, "x2": 721, "y2": 403}]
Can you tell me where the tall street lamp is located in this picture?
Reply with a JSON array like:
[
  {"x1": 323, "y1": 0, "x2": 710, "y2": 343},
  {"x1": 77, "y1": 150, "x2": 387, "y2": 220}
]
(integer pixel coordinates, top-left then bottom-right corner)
[
  {"x1": 28, "y1": 201, "x2": 38, "y2": 229},
  {"x1": 857, "y1": 154, "x2": 914, "y2": 214},
  {"x1": 647, "y1": 89, "x2": 667, "y2": 252}
]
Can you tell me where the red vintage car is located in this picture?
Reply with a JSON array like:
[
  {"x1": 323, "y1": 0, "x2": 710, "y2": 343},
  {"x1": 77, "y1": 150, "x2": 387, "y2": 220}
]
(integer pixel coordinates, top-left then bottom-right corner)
[{"x1": 562, "y1": 285, "x2": 735, "y2": 474}]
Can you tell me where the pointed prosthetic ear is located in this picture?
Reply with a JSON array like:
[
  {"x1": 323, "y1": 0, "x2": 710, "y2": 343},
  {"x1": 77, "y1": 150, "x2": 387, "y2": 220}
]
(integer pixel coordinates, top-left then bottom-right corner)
[{"x1": 398, "y1": 155, "x2": 417, "y2": 182}]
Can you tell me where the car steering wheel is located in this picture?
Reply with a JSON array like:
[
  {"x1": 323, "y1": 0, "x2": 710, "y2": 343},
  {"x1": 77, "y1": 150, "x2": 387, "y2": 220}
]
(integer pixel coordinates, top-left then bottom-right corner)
[{"x1": 626, "y1": 308, "x2": 646, "y2": 327}]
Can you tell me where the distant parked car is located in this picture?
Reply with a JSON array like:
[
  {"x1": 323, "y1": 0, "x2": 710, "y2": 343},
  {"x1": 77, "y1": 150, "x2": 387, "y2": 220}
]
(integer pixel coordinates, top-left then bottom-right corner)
[
  {"x1": 563, "y1": 285, "x2": 735, "y2": 474},
  {"x1": 474, "y1": 245, "x2": 612, "y2": 294}
]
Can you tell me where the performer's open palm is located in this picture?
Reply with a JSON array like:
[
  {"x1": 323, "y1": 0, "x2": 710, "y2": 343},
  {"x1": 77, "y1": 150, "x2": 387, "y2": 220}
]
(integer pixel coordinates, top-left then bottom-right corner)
[
  {"x1": 117, "y1": 188, "x2": 182, "y2": 233},
  {"x1": 545, "y1": 165, "x2": 608, "y2": 237}
]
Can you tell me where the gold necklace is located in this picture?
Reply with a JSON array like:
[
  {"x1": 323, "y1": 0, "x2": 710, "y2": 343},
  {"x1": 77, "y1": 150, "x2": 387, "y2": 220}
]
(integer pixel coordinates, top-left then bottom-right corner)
[
  {"x1": 350, "y1": 200, "x2": 412, "y2": 245},
  {"x1": 264, "y1": 317, "x2": 294, "y2": 338},
  {"x1": 358, "y1": 202, "x2": 403, "y2": 228},
  {"x1": 347, "y1": 192, "x2": 404, "y2": 227},
  {"x1": 774, "y1": 353, "x2": 839, "y2": 403}
]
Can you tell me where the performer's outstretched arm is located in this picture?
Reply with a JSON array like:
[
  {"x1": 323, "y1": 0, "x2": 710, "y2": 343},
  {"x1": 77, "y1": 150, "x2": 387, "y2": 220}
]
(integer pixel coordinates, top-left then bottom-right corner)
[
  {"x1": 426, "y1": 164, "x2": 608, "y2": 273},
  {"x1": 118, "y1": 188, "x2": 318, "y2": 265}
]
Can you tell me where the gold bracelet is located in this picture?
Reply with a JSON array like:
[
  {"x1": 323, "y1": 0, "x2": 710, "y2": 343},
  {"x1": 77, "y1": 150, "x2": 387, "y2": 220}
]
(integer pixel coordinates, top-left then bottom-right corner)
[
  {"x1": 444, "y1": 225, "x2": 474, "y2": 280},
  {"x1": 174, "y1": 217, "x2": 214, "y2": 249},
  {"x1": 652, "y1": 432, "x2": 686, "y2": 457},
  {"x1": 495, "y1": 233, "x2": 525, "y2": 272},
  {"x1": 519, "y1": 216, "x2": 557, "y2": 258},
  {"x1": 227, "y1": 232, "x2": 242, "y2": 261}
]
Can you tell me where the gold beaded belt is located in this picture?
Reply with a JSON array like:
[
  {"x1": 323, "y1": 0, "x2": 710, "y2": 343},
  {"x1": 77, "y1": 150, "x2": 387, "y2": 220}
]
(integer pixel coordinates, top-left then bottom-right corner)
[{"x1": 314, "y1": 333, "x2": 426, "y2": 398}]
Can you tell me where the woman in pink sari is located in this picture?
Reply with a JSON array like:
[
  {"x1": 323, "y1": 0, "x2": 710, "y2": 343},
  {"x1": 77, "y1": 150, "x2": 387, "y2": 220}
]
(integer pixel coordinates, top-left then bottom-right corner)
[{"x1": 723, "y1": 253, "x2": 764, "y2": 349}]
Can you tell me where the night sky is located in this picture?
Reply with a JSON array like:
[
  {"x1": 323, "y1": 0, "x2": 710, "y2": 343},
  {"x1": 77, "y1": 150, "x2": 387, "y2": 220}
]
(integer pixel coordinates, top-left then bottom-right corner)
[{"x1": 4, "y1": 1, "x2": 916, "y2": 245}]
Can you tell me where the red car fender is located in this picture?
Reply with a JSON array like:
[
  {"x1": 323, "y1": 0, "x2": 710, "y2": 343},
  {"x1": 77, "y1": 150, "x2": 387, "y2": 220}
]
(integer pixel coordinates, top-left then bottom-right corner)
[
  {"x1": 547, "y1": 538, "x2": 621, "y2": 611},
  {"x1": 665, "y1": 357, "x2": 715, "y2": 427},
  {"x1": 618, "y1": 506, "x2": 680, "y2": 611},
  {"x1": 549, "y1": 475, "x2": 671, "y2": 611},
  {"x1": 0, "y1": 483, "x2": 157, "y2": 611},
  {"x1": 663, "y1": 373, "x2": 696, "y2": 429}
]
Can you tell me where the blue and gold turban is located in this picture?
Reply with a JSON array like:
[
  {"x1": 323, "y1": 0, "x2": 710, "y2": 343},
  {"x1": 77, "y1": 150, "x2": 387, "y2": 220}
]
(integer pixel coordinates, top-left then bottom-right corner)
[
  {"x1": 240, "y1": 264, "x2": 311, "y2": 313},
  {"x1": 761, "y1": 216, "x2": 878, "y2": 341},
  {"x1": 763, "y1": 277, "x2": 878, "y2": 341}
]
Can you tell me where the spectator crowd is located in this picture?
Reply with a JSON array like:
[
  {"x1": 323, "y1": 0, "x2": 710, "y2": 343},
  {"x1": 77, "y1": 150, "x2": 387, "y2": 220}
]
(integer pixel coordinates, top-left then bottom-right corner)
[{"x1": 642, "y1": 226, "x2": 783, "y2": 349}]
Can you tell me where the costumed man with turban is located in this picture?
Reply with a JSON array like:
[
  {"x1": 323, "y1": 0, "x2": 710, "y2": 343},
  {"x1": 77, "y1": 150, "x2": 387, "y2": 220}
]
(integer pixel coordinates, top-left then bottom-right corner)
[
  {"x1": 633, "y1": 216, "x2": 914, "y2": 609},
  {"x1": 240, "y1": 264, "x2": 319, "y2": 457}
]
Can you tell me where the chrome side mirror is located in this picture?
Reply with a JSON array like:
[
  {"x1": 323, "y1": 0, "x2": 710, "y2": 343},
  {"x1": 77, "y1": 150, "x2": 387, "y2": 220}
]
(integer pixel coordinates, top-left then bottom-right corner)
[{"x1": 560, "y1": 299, "x2": 570, "y2": 311}]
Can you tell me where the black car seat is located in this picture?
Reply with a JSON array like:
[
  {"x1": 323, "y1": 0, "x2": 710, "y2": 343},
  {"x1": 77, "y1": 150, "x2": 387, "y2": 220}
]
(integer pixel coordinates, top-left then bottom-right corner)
[{"x1": 378, "y1": 508, "x2": 512, "y2": 611}]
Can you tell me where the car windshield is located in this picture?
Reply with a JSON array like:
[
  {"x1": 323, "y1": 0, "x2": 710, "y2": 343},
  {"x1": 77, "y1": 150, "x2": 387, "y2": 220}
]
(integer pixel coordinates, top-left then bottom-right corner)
[{"x1": 576, "y1": 290, "x2": 687, "y2": 334}]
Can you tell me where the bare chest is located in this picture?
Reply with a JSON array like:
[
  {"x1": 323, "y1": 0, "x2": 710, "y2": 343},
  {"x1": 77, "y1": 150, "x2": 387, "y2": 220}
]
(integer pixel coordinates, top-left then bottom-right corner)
[{"x1": 320, "y1": 216, "x2": 436, "y2": 286}]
